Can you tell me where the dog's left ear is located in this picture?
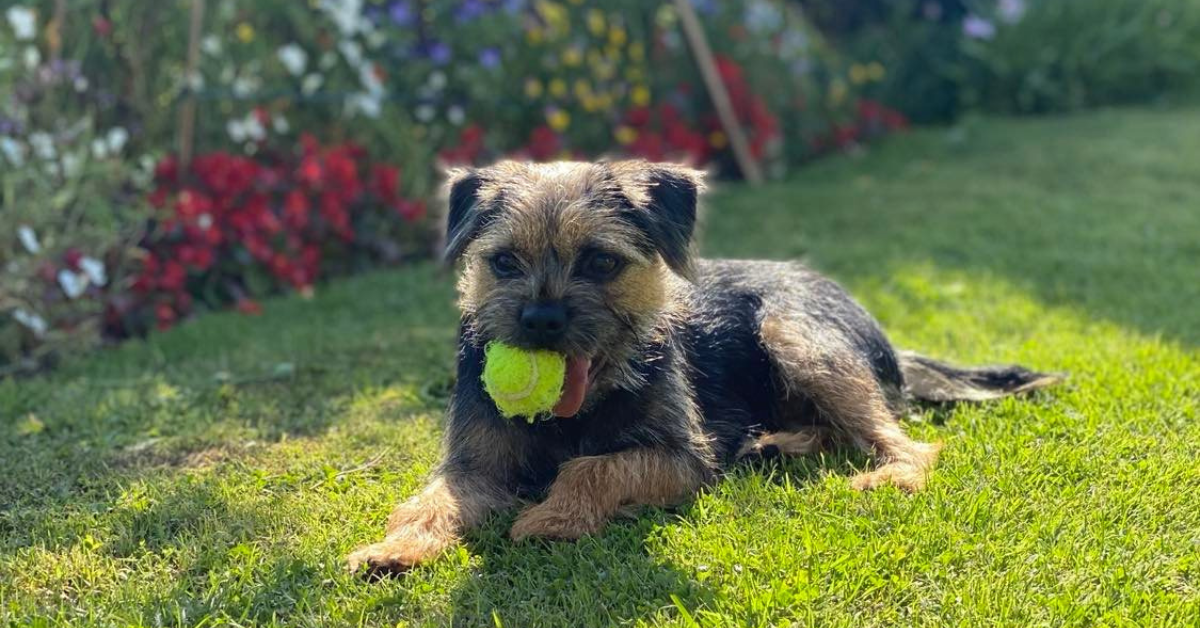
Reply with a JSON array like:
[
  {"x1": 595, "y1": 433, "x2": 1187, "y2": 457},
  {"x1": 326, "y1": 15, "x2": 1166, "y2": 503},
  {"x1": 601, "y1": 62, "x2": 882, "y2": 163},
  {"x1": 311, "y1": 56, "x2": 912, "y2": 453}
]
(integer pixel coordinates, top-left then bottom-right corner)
[{"x1": 637, "y1": 164, "x2": 704, "y2": 280}]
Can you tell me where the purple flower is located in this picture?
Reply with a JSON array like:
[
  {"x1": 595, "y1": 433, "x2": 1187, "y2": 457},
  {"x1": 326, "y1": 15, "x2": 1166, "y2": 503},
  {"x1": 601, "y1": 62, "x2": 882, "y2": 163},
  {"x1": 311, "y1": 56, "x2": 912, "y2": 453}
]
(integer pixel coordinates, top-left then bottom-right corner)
[
  {"x1": 425, "y1": 40, "x2": 452, "y2": 65},
  {"x1": 962, "y1": 14, "x2": 996, "y2": 40},
  {"x1": 479, "y1": 47, "x2": 501, "y2": 69},
  {"x1": 388, "y1": 0, "x2": 415, "y2": 27},
  {"x1": 502, "y1": 0, "x2": 526, "y2": 15},
  {"x1": 998, "y1": 0, "x2": 1026, "y2": 24},
  {"x1": 455, "y1": 0, "x2": 488, "y2": 23},
  {"x1": 690, "y1": 0, "x2": 717, "y2": 15}
]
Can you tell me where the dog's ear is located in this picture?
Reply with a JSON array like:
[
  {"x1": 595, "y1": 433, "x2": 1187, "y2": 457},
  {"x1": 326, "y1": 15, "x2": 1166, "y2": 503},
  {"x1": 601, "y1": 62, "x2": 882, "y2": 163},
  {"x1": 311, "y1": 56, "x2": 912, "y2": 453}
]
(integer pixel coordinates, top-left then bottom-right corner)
[
  {"x1": 443, "y1": 169, "x2": 488, "y2": 263},
  {"x1": 623, "y1": 163, "x2": 704, "y2": 280}
]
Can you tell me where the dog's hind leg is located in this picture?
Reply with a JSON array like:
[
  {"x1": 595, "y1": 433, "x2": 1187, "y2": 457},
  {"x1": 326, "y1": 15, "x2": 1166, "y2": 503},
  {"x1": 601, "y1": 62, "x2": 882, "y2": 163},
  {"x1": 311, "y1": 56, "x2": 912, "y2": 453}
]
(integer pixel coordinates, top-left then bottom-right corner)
[
  {"x1": 737, "y1": 427, "x2": 829, "y2": 460},
  {"x1": 759, "y1": 315, "x2": 941, "y2": 492}
]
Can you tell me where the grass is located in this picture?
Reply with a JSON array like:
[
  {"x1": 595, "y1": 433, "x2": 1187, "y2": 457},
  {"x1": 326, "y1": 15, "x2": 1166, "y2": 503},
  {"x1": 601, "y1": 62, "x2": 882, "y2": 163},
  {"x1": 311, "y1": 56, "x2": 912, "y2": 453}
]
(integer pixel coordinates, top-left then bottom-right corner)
[{"x1": 3, "y1": 105, "x2": 1199, "y2": 627}]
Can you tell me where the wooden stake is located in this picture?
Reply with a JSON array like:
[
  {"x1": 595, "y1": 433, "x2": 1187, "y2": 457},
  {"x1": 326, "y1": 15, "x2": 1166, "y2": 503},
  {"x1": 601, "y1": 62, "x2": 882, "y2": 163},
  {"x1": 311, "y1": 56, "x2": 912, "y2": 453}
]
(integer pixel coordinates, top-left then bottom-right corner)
[
  {"x1": 672, "y1": 0, "x2": 764, "y2": 185},
  {"x1": 178, "y1": 0, "x2": 207, "y2": 168}
]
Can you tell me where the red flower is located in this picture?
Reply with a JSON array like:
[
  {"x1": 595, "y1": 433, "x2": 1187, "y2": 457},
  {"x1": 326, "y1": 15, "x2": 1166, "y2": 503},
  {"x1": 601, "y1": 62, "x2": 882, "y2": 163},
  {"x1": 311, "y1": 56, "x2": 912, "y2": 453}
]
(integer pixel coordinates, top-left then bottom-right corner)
[
  {"x1": 154, "y1": 156, "x2": 179, "y2": 184},
  {"x1": 92, "y1": 16, "x2": 113, "y2": 38},
  {"x1": 526, "y1": 126, "x2": 561, "y2": 162},
  {"x1": 236, "y1": 299, "x2": 263, "y2": 316},
  {"x1": 155, "y1": 303, "x2": 176, "y2": 330},
  {"x1": 371, "y1": 164, "x2": 401, "y2": 203},
  {"x1": 395, "y1": 199, "x2": 426, "y2": 222},
  {"x1": 283, "y1": 190, "x2": 311, "y2": 230}
]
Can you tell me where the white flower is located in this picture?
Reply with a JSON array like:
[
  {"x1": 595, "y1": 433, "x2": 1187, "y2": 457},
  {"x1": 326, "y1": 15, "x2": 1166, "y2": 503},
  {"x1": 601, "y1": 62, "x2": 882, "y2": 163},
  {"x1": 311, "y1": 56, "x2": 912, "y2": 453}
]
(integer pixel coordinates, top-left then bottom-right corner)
[
  {"x1": 6, "y1": 6, "x2": 37, "y2": 41},
  {"x1": 198, "y1": 213, "x2": 213, "y2": 230},
  {"x1": 319, "y1": 51, "x2": 337, "y2": 70},
  {"x1": 17, "y1": 225, "x2": 41, "y2": 253},
  {"x1": 1, "y1": 137, "x2": 26, "y2": 166},
  {"x1": 74, "y1": 76, "x2": 89, "y2": 92},
  {"x1": 12, "y1": 309, "x2": 48, "y2": 337},
  {"x1": 302, "y1": 73, "x2": 324, "y2": 95},
  {"x1": 348, "y1": 93, "x2": 383, "y2": 119},
  {"x1": 227, "y1": 119, "x2": 248, "y2": 142},
  {"x1": 358, "y1": 63, "x2": 384, "y2": 95},
  {"x1": 232, "y1": 75, "x2": 260, "y2": 97},
  {"x1": 79, "y1": 257, "x2": 107, "y2": 287},
  {"x1": 92, "y1": 138, "x2": 110, "y2": 159},
  {"x1": 447, "y1": 105, "x2": 465, "y2": 125},
  {"x1": 272, "y1": 115, "x2": 290, "y2": 134},
  {"x1": 427, "y1": 71, "x2": 447, "y2": 91},
  {"x1": 244, "y1": 116, "x2": 265, "y2": 141},
  {"x1": 29, "y1": 132, "x2": 55, "y2": 161},
  {"x1": 62, "y1": 152, "x2": 83, "y2": 178},
  {"x1": 277, "y1": 44, "x2": 308, "y2": 77},
  {"x1": 201, "y1": 35, "x2": 222, "y2": 55},
  {"x1": 106, "y1": 127, "x2": 129, "y2": 154},
  {"x1": 338, "y1": 40, "x2": 363, "y2": 66},
  {"x1": 415, "y1": 104, "x2": 436, "y2": 123},
  {"x1": 22, "y1": 46, "x2": 41, "y2": 69},
  {"x1": 57, "y1": 269, "x2": 88, "y2": 299},
  {"x1": 320, "y1": 0, "x2": 365, "y2": 36}
]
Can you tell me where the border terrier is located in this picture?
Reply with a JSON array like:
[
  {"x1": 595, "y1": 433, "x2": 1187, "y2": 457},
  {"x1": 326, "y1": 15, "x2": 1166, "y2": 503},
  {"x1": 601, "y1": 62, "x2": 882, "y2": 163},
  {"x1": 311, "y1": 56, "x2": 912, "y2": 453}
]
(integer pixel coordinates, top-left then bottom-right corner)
[{"x1": 348, "y1": 160, "x2": 1058, "y2": 575}]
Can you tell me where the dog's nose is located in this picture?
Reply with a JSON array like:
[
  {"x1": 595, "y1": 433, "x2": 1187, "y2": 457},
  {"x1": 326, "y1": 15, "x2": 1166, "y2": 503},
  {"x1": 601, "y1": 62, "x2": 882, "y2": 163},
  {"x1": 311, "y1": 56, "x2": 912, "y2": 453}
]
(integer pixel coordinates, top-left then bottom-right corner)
[{"x1": 519, "y1": 301, "x2": 568, "y2": 344}]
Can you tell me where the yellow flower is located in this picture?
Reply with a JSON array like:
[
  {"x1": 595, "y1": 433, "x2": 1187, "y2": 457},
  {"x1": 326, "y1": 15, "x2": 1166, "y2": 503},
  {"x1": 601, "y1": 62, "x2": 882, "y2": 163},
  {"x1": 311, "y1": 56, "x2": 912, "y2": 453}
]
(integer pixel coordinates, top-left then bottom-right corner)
[
  {"x1": 593, "y1": 61, "x2": 616, "y2": 81},
  {"x1": 547, "y1": 109, "x2": 570, "y2": 132},
  {"x1": 628, "y1": 42, "x2": 645, "y2": 62},
  {"x1": 709, "y1": 131, "x2": 728, "y2": 149},
  {"x1": 581, "y1": 96, "x2": 600, "y2": 112},
  {"x1": 525, "y1": 78, "x2": 544, "y2": 99},
  {"x1": 526, "y1": 27, "x2": 545, "y2": 44},
  {"x1": 608, "y1": 26, "x2": 627, "y2": 47},
  {"x1": 604, "y1": 44, "x2": 623, "y2": 62},
  {"x1": 849, "y1": 64, "x2": 868, "y2": 86},
  {"x1": 562, "y1": 47, "x2": 583, "y2": 67},
  {"x1": 549, "y1": 78, "x2": 568, "y2": 98},
  {"x1": 573, "y1": 79, "x2": 593, "y2": 100},
  {"x1": 625, "y1": 66, "x2": 645, "y2": 82},
  {"x1": 631, "y1": 85, "x2": 651, "y2": 107},
  {"x1": 828, "y1": 79, "x2": 848, "y2": 106},
  {"x1": 236, "y1": 22, "x2": 255, "y2": 43},
  {"x1": 587, "y1": 9, "x2": 606, "y2": 36},
  {"x1": 595, "y1": 93, "x2": 614, "y2": 111},
  {"x1": 615, "y1": 126, "x2": 638, "y2": 145},
  {"x1": 867, "y1": 61, "x2": 886, "y2": 81},
  {"x1": 586, "y1": 49, "x2": 603, "y2": 68}
]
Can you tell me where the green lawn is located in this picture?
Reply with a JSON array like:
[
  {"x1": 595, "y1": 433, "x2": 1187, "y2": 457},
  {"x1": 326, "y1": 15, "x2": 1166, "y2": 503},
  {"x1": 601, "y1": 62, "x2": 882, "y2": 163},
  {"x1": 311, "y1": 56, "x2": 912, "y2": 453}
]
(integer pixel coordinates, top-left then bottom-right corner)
[{"x1": 3, "y1": 106, "x2": 1199, "y2": 627}]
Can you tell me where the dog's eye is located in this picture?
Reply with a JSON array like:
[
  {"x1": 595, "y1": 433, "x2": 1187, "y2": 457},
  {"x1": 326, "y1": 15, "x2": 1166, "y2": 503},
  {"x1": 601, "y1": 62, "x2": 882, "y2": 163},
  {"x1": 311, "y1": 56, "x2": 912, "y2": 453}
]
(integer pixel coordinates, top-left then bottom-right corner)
[
  {"x1": 489, "y1": 252, "x2": 522, "y2": 278},
  {"x1": 580, "y1": 251, "x2": 624, "y2": 281}
]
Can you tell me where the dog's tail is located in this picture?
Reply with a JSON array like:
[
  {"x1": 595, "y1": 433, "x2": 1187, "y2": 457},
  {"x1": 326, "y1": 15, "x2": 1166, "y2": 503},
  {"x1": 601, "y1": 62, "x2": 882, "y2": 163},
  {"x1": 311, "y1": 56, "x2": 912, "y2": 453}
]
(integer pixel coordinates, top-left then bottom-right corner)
[{"x1": 898, "y1": 351, "x2": 1062, "y2": 403}]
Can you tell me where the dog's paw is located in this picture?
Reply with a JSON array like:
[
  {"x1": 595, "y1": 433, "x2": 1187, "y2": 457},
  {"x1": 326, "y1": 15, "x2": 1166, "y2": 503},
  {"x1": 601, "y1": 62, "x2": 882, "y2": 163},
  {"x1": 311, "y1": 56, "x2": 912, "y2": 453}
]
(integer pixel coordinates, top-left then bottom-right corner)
[
  {"x1": 510, "y1": 503, "x2": 601, "y2": 542},
  {"x1": 346, "y1": 537, "x2": 441, "y2": 578},
  {"x1": 849, "y1": 463, "x2": 927, "y2": 493}
]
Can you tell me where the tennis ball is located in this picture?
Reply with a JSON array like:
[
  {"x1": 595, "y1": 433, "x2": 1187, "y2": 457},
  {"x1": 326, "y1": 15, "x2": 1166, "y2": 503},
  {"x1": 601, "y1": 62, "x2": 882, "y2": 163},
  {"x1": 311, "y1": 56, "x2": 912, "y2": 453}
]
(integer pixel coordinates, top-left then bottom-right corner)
[{"x1": 481, "y1": 342, "x2": 566, "y2": 422}]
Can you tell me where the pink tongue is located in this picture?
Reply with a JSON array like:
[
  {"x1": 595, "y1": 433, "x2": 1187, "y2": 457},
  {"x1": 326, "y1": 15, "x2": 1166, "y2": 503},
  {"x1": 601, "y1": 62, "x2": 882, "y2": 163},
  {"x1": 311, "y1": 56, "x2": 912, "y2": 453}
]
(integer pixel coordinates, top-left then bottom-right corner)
[{"x1": 552, "y1": 356, "x2": 591, "y2": 417}]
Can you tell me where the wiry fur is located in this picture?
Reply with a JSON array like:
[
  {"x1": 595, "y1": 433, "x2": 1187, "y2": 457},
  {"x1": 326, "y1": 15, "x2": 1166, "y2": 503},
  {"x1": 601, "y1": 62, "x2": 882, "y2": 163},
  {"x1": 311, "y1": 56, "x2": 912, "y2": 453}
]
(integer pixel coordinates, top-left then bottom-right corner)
[{"x1": 347, "y1": 160, "x2": 1060, "y2": 577}]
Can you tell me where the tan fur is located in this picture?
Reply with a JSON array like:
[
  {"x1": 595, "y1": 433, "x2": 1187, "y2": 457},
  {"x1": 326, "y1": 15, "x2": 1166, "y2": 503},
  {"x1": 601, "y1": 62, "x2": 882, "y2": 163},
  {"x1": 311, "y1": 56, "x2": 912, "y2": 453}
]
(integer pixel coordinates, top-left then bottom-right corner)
[
  {"x1": 346, "y1": 475, "x2": 512, "y2": 574},
  {"x1": 737, "y1": 427, "x2": 829, "y2": 458},
  {"x1": 510, "y1": 449, "x2": 706, "y2": 541},
  {"x1": 759, "y1": 316, "x2": 941, "y2": 492}
]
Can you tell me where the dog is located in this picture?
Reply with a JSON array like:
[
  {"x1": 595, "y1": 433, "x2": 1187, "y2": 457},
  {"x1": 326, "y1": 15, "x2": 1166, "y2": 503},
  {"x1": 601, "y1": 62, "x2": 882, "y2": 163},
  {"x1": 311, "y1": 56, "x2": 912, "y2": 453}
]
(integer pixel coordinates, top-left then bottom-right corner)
[{"x1": 347, "y1": 160, "x2": 1059, "y2": 575}]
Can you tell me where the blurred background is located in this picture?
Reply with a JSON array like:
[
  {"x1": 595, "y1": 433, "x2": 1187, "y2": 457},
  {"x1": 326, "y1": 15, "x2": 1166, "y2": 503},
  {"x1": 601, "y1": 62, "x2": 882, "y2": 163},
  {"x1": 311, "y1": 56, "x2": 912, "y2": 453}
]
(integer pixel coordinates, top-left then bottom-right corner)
[{"x1": 3, "y1": 0, "x2": 1199, "y2": 376}]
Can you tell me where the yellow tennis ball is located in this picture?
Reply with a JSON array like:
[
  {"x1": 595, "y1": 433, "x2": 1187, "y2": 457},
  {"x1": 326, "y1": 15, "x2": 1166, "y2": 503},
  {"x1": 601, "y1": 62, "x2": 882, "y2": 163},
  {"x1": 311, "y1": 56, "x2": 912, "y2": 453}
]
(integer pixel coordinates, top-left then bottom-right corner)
[{"x1": 481, "y1": 342, "x2": 566, "y2": 422}]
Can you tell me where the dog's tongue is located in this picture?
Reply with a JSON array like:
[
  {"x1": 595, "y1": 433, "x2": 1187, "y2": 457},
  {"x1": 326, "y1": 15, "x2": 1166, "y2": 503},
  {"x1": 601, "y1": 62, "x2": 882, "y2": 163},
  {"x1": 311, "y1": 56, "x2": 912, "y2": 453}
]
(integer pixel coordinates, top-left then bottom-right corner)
[{"x1": 552, "y1": 356, "x2": 591, "y2": 417}]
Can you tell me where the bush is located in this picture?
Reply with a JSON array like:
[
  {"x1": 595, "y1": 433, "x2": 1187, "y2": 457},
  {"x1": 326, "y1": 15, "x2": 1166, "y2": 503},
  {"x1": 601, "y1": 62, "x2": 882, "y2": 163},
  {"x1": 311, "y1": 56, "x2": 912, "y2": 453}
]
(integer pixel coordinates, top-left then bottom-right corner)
[
  {"x1": 800, "y1": 0, "x2": 1200, "y2": 120},
  {"x1": 961, "y1": 0, "x2": 1200, "y2": 114}
]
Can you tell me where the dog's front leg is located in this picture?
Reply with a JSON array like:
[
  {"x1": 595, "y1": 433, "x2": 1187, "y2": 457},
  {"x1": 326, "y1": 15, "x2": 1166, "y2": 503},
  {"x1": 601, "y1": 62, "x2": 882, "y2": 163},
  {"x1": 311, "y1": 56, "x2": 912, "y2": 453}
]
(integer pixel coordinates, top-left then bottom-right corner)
[
  {"x1": 348, "y1": 472, "x2": 511, "y2": 575},
  {"x1": 510, "y1": 449, "x2": 707, "y2": 542}
]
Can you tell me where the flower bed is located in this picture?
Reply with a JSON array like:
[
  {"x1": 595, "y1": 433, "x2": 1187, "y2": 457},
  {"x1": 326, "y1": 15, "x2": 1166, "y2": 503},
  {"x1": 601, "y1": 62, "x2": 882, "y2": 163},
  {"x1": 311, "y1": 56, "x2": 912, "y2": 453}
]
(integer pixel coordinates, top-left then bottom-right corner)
[{"x1": 2, "y1": 0, "x2": 901, "y2": 374}]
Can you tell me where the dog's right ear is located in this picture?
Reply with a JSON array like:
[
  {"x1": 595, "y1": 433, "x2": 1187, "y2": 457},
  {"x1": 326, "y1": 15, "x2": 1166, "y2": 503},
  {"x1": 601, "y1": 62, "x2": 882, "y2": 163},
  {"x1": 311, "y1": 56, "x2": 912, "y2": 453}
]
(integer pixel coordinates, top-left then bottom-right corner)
[{"x1": 443, "y1": 169, "x2": 488, "y2": 263}]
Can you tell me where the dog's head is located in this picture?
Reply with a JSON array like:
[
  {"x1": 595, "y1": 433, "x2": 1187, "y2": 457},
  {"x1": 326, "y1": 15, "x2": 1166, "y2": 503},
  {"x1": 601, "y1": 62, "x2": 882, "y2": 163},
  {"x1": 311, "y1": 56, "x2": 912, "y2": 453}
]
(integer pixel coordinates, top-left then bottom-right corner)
[{"x1": 443, "y1": 160, "x2": 704, "y2": 411}]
